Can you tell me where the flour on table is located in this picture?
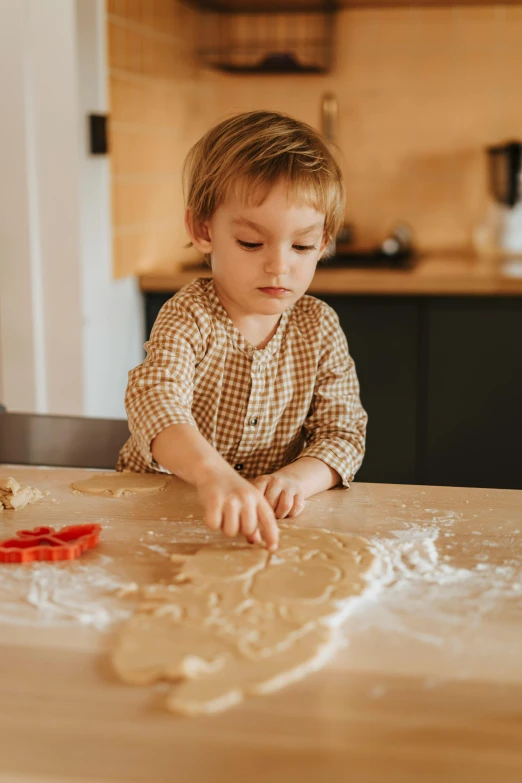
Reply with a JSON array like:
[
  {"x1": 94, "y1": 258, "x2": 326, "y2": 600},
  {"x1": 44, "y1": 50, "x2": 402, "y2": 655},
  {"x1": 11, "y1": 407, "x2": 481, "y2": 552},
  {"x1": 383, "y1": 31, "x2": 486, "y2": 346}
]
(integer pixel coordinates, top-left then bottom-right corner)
[
  {"x1": 0, "y1": 476, "x2": 44, "y2": 511},
  {"x1": 345, "y1": 517, "x2": 522, "y2": 669},
  {"x1": 71, "y1": 472, "x2": 169, "y2": 497},
  {"x1": 112, "y1": 525, "x2": 376, "y2": 716},
  {"x1": 0, "y1": 553, "x2": 134, "y2": 630}
]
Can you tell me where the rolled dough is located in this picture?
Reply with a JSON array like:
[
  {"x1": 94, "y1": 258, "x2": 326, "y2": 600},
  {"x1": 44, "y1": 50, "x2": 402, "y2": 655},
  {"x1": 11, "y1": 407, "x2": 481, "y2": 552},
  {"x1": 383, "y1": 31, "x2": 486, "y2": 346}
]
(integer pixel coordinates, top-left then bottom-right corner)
[
  {"x1": 0, "y1": 476, "x2": 44, "y2": 511},
  {"x1": 71, "y1": 472, "x2": 169, "y2": 497},
  {"x1": 113, "y1": 525, "x2": 374, "y2": 716}
]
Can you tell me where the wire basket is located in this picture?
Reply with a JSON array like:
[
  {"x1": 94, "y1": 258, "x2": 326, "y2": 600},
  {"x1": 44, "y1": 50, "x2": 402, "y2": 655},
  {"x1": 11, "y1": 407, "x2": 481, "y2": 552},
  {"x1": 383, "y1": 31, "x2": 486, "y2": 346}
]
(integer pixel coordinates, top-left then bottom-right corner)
[{"x1": 196, "y1": 3, "x2": 336, "y2": 74}]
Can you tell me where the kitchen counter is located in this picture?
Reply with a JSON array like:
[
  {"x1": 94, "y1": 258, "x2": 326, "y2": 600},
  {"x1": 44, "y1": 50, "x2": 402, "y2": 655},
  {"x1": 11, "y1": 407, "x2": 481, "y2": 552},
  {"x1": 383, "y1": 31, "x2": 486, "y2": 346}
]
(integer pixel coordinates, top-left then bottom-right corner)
[
  {"x1": 139, "y1": 252, "x2": 522, "y2": 296},
  {"x1": 1, "y1": 465, "x2": 522, "y2": 783}
]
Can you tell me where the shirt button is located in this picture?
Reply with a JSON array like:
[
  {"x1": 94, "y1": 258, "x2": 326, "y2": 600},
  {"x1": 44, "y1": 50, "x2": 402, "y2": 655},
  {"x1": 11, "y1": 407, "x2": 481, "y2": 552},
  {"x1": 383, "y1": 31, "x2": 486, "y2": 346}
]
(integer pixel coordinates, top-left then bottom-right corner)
[
  {"x1": 249, "y1": 417, "x2": 258, "y2": 426},
  {"x1": 234, "y1": 463, "x2": 244, "y2": 471}
]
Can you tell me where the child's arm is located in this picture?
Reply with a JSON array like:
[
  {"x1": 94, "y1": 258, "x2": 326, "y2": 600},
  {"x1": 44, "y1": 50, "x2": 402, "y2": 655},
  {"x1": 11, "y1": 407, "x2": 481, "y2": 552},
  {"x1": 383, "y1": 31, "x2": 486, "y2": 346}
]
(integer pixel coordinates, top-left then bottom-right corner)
[
  {"x1": 124, "y1": 296, "x2": 278, "y2": 550},
  {"x1": 253, "y1": 306, "x2": 367, "y2": 517},
  {"x1": 152, "y1": 424, "x2": 279, "y2": 551}
]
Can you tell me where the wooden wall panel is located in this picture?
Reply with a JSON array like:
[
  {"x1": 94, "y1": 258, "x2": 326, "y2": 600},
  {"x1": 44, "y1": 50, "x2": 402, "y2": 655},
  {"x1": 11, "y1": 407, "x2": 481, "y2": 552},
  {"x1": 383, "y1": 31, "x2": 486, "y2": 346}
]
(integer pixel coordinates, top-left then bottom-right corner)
[{"x1": 107, "y1": 0, "x2": 214, "y2": 278}]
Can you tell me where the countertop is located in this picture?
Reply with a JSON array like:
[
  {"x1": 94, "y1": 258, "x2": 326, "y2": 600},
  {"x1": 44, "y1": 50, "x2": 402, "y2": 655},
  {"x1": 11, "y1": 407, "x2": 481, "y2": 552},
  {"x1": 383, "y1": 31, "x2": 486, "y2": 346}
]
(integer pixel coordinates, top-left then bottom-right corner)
[
  {"x1": 1, "y1": 466, "x2": 522, "y2": 783},
  {"x1": 139, "y1": 252, "x2": 522, "y2": 296}
]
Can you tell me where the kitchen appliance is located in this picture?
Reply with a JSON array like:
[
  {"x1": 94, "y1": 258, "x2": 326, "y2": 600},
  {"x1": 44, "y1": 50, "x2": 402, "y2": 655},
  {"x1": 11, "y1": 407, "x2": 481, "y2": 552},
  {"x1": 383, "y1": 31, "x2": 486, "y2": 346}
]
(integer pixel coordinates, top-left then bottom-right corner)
[{"x1": 474, "y1": 140, "x2": 522, "y2": 258}]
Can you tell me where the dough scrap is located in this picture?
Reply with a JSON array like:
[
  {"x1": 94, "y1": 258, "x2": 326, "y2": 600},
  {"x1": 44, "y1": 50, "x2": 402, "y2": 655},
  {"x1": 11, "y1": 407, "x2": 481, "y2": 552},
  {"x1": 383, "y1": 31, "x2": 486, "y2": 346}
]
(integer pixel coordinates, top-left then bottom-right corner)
[
  {"x1": 0, "y1": 476, "x2": 44, "y2": 511},
  {"x1": 113, "y1": 525, "x2": 374, "y2": 715},
  {"x1": 71, "y1": 471, "x2": 169, "y2": 497}
]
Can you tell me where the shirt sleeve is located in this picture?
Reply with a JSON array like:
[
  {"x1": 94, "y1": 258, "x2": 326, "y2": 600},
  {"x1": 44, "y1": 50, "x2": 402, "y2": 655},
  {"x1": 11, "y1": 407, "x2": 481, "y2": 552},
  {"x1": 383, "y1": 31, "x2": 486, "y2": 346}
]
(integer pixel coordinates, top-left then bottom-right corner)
[
  {"x1": 124, "y1": 296, "x2": 206, "y2": 469},
  {"x1": 298, "y1": 305, "x2": 368, "y2": 487}
]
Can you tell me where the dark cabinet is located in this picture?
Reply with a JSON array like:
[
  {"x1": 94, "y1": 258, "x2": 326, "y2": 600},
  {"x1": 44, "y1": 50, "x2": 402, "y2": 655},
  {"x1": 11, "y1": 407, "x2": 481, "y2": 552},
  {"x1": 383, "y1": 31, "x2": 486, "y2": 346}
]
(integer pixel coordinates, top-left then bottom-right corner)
[
  {"x1": 317, "y1": 296, "x2": 420, "y2": 485},
  {"x1": 146, "y1": 294, "x2": 171, "y2": 345},
  {"x1": 143, "y1": 291, "x2": 522, "y2": 490},
  {"x1": 421, "y1": 298, "x2": 522, "y2": 490},
  {"x1": 320, "y1": 295, "x2": 522, "y2": 490}
]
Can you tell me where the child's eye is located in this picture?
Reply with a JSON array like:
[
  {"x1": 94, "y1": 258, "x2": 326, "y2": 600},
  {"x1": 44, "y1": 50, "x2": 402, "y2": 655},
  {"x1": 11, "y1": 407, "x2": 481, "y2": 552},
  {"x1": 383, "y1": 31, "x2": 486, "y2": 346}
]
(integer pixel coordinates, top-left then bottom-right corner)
[
  {"x1": 237, "y1": 240, "x2": 262, "y2": 250},
  {"x1": 293, "y1": 244, "x2": 316, "y2": 253}
]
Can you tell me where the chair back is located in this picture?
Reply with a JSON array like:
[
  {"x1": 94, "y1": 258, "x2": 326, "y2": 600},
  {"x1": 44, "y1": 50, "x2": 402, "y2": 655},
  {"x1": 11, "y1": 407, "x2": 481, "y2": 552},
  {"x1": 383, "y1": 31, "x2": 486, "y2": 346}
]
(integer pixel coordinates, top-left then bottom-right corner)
[{"x1": 0, "y1": 412, "x2": 129, "y2": 469}]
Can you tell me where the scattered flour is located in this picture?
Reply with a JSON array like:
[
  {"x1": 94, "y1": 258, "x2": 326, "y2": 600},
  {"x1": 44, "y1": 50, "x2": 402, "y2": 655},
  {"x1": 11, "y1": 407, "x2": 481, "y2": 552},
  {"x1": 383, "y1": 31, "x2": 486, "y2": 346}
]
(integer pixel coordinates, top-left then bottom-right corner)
[
  {"x1": 141, "y1": 543, "x2": 170, "y2": 558},
  {"x1": 348, "y1": 516, "x2": 522, "y2": 655},
  {"x1": 0, "y1": 554, "x2": 133, "y2": 631}
]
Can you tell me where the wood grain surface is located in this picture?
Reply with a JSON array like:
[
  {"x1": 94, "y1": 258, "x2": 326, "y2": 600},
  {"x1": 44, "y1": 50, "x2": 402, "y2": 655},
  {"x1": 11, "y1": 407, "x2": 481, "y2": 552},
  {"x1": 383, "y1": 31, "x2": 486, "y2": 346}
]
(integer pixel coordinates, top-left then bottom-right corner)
[{"x1": 0, "y1": 466, "x2": 521, "y2": 783}]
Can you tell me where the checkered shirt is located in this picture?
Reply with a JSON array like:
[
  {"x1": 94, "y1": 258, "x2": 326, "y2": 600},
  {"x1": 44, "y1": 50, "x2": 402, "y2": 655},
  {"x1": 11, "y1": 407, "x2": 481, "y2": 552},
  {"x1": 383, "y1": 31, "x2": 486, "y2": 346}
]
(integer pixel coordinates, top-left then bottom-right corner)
[{"x1": 117, "y1": 278, "x2": 367, "y2": 486}]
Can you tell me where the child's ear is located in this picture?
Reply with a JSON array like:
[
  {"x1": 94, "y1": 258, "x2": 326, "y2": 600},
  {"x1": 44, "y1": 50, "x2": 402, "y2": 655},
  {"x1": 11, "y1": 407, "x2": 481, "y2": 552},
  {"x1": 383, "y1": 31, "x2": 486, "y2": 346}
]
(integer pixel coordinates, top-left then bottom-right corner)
[{"x1": 185, "y1": 209, "x2": 212, "y2": 254}]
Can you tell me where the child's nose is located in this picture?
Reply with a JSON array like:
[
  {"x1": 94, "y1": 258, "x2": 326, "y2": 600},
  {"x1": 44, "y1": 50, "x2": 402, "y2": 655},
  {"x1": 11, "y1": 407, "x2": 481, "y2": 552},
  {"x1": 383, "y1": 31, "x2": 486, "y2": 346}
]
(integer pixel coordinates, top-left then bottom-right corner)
[{"x1": 263, "y1": 248, "x2": 288, "y2": 276}]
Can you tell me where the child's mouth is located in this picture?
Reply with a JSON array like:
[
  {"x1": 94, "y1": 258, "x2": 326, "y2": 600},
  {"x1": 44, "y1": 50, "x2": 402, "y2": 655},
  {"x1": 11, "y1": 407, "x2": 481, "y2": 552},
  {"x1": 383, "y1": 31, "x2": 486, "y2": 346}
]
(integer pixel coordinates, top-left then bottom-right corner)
[{"x1": 258, "y1": 287, "x2": 290, "y2": 297}]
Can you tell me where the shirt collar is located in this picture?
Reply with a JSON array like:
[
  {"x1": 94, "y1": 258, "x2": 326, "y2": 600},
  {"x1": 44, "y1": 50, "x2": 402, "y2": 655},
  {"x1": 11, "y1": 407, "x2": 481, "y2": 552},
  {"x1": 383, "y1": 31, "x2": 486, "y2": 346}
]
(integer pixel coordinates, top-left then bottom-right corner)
[{"x1": 202, "y1": 278, "x2": 293, "y2": 359}]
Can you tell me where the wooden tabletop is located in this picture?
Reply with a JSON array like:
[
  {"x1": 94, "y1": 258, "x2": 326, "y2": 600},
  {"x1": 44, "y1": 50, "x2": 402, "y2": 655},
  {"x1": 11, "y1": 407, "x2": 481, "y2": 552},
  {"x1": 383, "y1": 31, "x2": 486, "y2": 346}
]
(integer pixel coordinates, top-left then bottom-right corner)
[
  {"x1": 1, "y1": 466, "x2": 522, "y2": 783},
  {"x1": 139, "y1": 252, "x2": 522, "y2": 297}
]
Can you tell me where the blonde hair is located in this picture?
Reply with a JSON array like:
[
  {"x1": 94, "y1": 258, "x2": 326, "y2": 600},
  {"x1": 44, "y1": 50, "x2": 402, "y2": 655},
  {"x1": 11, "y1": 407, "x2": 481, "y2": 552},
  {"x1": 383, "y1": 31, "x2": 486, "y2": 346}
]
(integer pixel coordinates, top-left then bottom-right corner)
[{"x1": 183, "y1": 111, "x2": 344, "y2": 260}]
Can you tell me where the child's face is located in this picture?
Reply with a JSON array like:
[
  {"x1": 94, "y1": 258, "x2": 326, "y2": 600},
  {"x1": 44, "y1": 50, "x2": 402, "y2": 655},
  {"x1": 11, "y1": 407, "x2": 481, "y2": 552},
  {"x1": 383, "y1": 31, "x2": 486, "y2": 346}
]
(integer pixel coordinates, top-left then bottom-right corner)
[{"x1": 188, "y1": 180, "x2": 327, "y2": 319}]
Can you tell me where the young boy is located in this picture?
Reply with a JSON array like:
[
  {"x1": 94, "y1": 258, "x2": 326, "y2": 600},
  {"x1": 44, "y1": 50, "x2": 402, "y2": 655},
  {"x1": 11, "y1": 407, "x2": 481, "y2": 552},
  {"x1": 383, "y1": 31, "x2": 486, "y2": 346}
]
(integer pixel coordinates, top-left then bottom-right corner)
[{"x1": 118, "y1": 111, "x2": 367, "y2": 552}]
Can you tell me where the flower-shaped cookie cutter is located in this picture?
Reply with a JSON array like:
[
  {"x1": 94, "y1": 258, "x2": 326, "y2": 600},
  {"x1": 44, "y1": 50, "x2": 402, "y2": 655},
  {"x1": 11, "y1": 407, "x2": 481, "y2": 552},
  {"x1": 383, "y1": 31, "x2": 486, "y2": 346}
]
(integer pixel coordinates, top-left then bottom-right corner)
[{"x1": 0, "y1": 524, "x2": 102, "y2": 563}]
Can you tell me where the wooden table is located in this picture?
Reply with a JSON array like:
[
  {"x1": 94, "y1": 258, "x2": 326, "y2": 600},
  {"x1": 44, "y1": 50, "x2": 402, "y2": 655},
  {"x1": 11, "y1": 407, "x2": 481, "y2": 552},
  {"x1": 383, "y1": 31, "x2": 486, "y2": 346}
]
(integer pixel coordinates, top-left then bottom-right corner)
[{"x1": 1, "y1": 466, "x2": 521, "y2": 783}]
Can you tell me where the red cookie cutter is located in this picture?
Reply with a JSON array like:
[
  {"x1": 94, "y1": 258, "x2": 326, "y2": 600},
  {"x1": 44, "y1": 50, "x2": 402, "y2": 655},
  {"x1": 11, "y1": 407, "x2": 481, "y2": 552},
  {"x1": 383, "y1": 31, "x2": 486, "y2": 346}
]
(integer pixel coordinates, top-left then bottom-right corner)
[{"x1": 0, "y1": 524, "x2": 102, "y2": 564}]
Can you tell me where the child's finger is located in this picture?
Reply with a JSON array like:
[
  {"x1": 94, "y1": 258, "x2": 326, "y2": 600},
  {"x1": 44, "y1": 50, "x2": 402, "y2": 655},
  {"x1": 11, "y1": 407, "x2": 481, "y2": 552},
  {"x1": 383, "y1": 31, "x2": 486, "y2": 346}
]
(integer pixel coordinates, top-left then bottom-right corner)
[
  {"x1": 246, "y1": 529, "x2": 262, "y2": 545},
  {"x1": 288, "y1": 493, "x2": 305, "y2": 518},
  {"x1": 263, "y1": 477, "x2": 282, "y2": 509},
  {"x1": 240, "y1": 498, "x2": 258, "y2": 538},
  {"x1": 274, "y1": 488, "x2": 295, "y2": 519},
  {"x1": 204, "y1": 497, "x2": 223, "y2": 531},
  {"x1": 222, "y1": 500, "x2": 240, "y2": 538},
  {"x1": 257, "y1": 498, "x2": 279, "y2": 552}
]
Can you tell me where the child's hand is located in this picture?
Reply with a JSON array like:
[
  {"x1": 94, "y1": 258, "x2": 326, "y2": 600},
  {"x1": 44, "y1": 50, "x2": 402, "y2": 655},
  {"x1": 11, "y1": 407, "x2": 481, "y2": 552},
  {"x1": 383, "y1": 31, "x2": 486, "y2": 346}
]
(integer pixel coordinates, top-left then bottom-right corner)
[
  {"x1": 196, "y1": 469, "x2": 279, "y2": 551},
  {"x1": 250, "y1": 473, "x2": 305, "y2": 520}
]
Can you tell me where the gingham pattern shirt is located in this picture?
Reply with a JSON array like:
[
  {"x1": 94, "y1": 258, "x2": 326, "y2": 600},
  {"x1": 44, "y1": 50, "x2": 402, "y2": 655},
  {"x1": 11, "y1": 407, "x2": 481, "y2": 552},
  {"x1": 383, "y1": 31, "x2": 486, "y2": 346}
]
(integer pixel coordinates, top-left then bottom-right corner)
[{"x1": 118, "y1": 278, "x2": 367, "y2": 486}]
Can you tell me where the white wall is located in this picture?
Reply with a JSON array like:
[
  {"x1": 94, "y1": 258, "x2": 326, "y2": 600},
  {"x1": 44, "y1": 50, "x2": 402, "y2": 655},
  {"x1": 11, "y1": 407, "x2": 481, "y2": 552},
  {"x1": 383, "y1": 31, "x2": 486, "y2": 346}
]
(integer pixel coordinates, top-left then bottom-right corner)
[
  {"x1": 76, "y1": 0, "x2": 143, "y2": 418},
  {"x1": 0, "y1": 0, "x2": 83, "y2": 414},
  {"x1": 0, "y1": 0, "x2": 143, "y2": 419}
]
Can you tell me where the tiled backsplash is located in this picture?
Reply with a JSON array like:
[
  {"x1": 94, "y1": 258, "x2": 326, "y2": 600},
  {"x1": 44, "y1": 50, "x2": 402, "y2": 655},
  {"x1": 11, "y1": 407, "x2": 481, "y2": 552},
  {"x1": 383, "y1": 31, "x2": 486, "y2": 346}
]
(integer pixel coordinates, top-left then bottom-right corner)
[
  {"x1": 107, "y1": 0, "x2": 215, "y2": 276},
  {"x1": 107, "y1": 1, "x2": 522, "y2": 277}
]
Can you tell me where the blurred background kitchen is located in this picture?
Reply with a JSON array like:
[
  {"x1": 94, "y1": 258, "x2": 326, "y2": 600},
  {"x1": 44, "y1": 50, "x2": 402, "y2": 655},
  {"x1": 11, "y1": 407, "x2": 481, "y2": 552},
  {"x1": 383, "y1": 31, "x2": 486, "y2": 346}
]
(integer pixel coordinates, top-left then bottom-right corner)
[{"x1": 1, "y1": 0, "x2": 521, "y2": 490}]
